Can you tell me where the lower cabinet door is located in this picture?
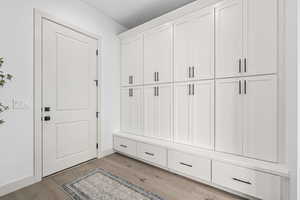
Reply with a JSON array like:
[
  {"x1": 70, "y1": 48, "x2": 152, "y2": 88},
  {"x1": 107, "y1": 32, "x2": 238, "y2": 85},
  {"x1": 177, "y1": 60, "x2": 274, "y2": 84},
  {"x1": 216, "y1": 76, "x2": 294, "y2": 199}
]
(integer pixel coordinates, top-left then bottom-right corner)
[
  {"x1": 243, "y1": 75, "x2": 278, "y2": 162},
  {"x1": 144, "y1": 84, "x2": 172, "y2": 140},
  {"x1": 212, "y1": 161, "x2": 280, "y2": 200},
  {"x1": 168, "y1": 150, "x2": 211, "y2": 182},
  {"x1": 121, "y1": 87, "x2": 143, "y2": 135},
  {"x1": 113, "y1": 137, "x2": 137, "y2": 157},
  {"x1": 137, "y1": 142, "x2": 167, "y2": 167}
]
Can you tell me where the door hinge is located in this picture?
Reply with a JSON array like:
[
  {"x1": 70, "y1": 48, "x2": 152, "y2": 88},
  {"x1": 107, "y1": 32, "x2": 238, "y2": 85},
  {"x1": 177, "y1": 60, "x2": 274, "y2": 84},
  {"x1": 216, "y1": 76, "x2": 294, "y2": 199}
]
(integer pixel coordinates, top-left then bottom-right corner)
[
  {"x1": 96, "y1": 143, "x2": 99, "y2": 149},
  {"x1": 94, "y1": 80, "x2": 99, "y2": 86},
  {"x1": 96, "y1": 49, "x2": 99, "y2": 56},
  {"x1": 96, "y1": 112, "x2": 99, "y2": 118}
]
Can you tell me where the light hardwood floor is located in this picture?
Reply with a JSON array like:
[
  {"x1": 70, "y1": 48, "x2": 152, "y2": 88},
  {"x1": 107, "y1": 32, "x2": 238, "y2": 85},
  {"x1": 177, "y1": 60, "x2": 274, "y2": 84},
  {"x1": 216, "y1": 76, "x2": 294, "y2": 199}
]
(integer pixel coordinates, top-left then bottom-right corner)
[{"x1": 0, "y1": 153, "x2": 244, "y2": 200}]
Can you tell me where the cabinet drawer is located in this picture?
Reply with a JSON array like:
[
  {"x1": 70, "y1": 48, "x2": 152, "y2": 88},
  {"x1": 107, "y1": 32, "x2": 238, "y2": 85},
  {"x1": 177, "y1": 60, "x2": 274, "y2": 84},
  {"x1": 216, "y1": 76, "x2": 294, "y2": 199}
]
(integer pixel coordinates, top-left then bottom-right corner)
[
  {"x1": 114, "y1": 137, "x2": 137, "y2": 157},
  {"x1": 168, "y1": 150, "x2": 211, "y2": 182},
  {"x1": 212, "y1": 161, "x2": 280, "y2": 200},
  {"x1": 137, "y1": 142, "x2": 167, "y2": 167}
]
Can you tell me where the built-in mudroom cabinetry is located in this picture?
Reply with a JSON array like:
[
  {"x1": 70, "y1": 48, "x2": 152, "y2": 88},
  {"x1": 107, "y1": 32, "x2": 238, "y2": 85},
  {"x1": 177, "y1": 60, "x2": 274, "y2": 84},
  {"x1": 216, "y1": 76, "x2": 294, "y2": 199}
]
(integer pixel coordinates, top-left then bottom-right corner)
[{"x1": 117, "y1": 0, "x2": 288, "y2": 199}]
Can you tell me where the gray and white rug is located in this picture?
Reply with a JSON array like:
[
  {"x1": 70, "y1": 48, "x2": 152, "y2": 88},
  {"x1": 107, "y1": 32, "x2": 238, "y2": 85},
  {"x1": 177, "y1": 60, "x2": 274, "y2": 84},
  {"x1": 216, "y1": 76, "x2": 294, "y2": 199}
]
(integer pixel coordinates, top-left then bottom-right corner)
[{"x1": 63, "y1": 168, "x2": 164, "y2": 200}]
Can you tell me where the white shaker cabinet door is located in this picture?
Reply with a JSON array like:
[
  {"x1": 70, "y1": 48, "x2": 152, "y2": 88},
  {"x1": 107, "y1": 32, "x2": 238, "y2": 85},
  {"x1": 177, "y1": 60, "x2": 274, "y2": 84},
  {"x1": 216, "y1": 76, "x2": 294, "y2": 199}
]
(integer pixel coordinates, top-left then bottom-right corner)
[
  {"x1": 243, "y1": 75, "x2": 277, "y2": 162},
  {"x1": 144, "y1": 24, "x2": 173, "y2": 84},
  {"x1": 121, "y1": 36, "x2": 143, "y2": 86},
  {"x1": 174, "y1": 7, "x2": 214, "y2": 82},
  {"x1": 144, "y1": 84, "x2": 172, "y2": 140},
  {"x1": 215, "y1": 78, "x2": 243, "y2": 155},
  {"x1": 244, "y1": 0, "x2": 277, "y2": 76},
  {"x1": 215, "y1": 0, "x2": 243, "y2": 78},
  {"x1": 121, "y1": 87, "x2": 143, "y2": 135}
]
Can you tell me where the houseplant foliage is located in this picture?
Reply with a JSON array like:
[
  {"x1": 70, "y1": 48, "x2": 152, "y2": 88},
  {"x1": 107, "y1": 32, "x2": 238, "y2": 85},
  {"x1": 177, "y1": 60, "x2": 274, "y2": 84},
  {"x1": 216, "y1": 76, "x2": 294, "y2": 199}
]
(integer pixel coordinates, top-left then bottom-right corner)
[{"x1": 0, "y1": 57, "x2": 13, "y2": 124}]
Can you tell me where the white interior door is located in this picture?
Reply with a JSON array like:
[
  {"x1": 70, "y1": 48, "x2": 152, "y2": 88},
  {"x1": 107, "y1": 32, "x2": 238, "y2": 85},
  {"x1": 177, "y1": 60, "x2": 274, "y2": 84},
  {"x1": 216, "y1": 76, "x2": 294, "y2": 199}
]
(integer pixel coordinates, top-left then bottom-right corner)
[
  {"x1": 121, "y1": 87, "x2": 143, "y2": 135},
  {"x1": 121, "y1": 36, "x2": 143, "y2": 86},
  {"x1": 42, "y1": 19, "x2": 98, "y2": 176},
  {"x1": 215, "y1": 78, "x2": 243, "y2": 155},
  {"x1": 243, "y1": 75, "x2": 277, "y2": 162},
  {"x1": 174, "y1": 8, "x2": 214, "y2": 82},
  {"x1": 215, "y1": 0, "x2": 243, "y2": 78}
]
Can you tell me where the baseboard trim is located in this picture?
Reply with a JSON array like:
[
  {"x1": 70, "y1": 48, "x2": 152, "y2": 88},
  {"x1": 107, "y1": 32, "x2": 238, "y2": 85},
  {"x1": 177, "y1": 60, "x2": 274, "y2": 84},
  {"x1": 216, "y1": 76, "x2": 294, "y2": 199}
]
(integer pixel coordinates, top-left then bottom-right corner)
[
  {"x1": 98, "y1": 148, "x2": 115, "y2": 159},
  {"x1": 0, "y1": 176, "x2": 41, "y2": 197}
]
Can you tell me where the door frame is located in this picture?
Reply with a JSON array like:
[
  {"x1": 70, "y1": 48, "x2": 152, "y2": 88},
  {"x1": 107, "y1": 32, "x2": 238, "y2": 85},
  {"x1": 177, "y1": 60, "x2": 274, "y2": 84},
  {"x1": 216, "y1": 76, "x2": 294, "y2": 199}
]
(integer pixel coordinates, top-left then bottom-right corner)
[{"x1": 34, "y1": 9, "x2": 102, "y2": 179}]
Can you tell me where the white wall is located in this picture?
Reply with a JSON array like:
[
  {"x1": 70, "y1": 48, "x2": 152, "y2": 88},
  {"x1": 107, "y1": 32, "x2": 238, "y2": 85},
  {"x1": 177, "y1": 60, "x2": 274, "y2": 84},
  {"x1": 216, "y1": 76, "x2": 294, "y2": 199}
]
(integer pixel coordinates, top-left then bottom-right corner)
[
  {"x1": 286, "y1": 0, "x2": 298, "y2": 199},
  {"x1": 0, "y1": 0, "x2": 126, "y2": 189}
]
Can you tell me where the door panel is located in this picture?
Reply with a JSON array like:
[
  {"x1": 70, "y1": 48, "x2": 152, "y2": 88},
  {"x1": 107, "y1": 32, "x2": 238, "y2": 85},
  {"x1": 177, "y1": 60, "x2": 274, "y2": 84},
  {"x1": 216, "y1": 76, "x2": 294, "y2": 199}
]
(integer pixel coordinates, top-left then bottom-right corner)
[
  {"x1": 243, "y1": 75, "x2": 277, "y2": 162},
  {"x1": 215, "y1": 0, "x2": 243, "y2": 78},
  {"x1": 244, "y1": 0, "x2": 277, "y2": 75},
  {"x1": 215, "y1": 78, "x2": 243, "y2": 155},
  {"x1": 174, "y1": 83, "x2": 190, "y2": 144},
  {"x1": 121, "y1": 87, "x2": 143, "y2": 135},
  {"x1": 174, "y1": 8, "x2": 214, "y2": 82},
  {"x1": 190, "y1": 81, "x2": 214, "y2": 149},
  {"x1": 144, "y1": 24, "x2": 173, "y2": 84},
  {"x1": 121, "y1": 36, "x2": 143, "y2": 86},
  {"x1": 144, "y1": 84, "x2": 172, "y2": 140},
  {"x1": 42, "y1": 19, "x2": 97, "y2": 176}
]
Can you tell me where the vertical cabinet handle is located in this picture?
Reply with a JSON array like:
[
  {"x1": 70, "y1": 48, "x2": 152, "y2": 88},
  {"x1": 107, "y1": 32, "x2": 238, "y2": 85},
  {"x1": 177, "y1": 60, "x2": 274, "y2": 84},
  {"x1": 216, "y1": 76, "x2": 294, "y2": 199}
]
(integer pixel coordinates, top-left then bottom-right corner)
[
  {"x1": 154, "y1": 87, "x2": 156, "y2": 96},
  {"x1": 239, "y1": 80, "x2": 242, "y2": 95},
  {"x1": 157, "y1": 72, "x2": 159, "y2": 82},
  {"x1": 188, "y1": 67, "x2": 191, "y2": 78},
  {"x1": 192, "y1": 67, "x2": 195, "y2": 78},
  {"x1": 244, "y1": 58, "x2": 247, "y2": 73},
  {"x1": 239, "y1": 59, "x2": 242, "y2": 73},
  {"x1": 129, "y1": 76, "x2": 133, "y2": 84},
  {"x1": 154, "y1": 72, "x2": 156, "y2": 82},
  {"x1": 192, "y1": 84, "x2": 195, "y2": 96},
  {"x1": 188, "y1": 84, "x2": 191, "y2": 96},
  {"x1": 157, "y1": 86, "x2": 159, "y2": 96},
  {"x1": 244, "y1": 80, "x2": 247, "y2": 94}
]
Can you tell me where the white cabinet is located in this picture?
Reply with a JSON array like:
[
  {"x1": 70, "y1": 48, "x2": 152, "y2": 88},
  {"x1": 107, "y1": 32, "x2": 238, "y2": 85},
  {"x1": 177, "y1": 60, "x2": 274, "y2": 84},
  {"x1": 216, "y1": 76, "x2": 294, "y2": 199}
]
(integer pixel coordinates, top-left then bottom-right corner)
[
  {"x1": 144, "y1": 24, "x2": 173, "y2": 84},
  {"x1": 137, "y1": 142, "x2": 167, "y2": 167},
  {"x1": 174, "y1": 80, "x2": 214, "y2": 149},
  {"x1": 114, "y1": 136, "x2": 137, "y2": 157},
  {"x1": 216, "y1": 75, "x2": 277, "y2": 162},
  {"x1": 215, "y1": 78, "x2": 243, "y2": 155},
  {"x1": 121, "y1": 87, "x2": 143, "y2": 135},
  {"x1": 144, "y1": 84, "x2": 172, "y2": 140},
  {"x1": 121, "y1": 36, "x2": 143, "y2": 86},
  {"x1": 174, "y1": 7, "x2": 214, "y2": 82},
  {"x1": 215, "y1": 0, "x2": 277, "y2": 78}
]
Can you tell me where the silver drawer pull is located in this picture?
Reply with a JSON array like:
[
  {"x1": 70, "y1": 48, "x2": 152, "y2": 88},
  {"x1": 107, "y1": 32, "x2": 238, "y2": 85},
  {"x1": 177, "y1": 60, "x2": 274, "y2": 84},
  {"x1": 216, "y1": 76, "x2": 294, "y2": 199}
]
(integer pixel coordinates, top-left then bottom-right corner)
[
  {"x1": 179, "y1": 162, "x2": 193, "y2": 168},
  {"x1": 232, "y1": 178, "x2": 252, "y2": 185},
  {"x1": 120, "y1": 144, "x2": 128, "y2": 148},
  {"x1": 145, "y1": 152, "x2": 154, "y2": 156}
]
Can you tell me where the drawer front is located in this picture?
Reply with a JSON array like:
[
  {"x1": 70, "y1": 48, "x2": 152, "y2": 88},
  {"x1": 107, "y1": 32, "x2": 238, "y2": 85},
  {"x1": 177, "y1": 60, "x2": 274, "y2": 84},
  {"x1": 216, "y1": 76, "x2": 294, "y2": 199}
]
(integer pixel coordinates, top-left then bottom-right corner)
[
  {"x1": 212, "y1": 161, "x2": 280, "y2": 200},
  {"x1": 168, "y1": 150, "x2": 211, "y2": 182},
  {"x1": 137, "y1": 142, "x2": 167, "y2": 167},
  {"x1": 114, "y1": 137, "x2": 137, "y2": 157}
]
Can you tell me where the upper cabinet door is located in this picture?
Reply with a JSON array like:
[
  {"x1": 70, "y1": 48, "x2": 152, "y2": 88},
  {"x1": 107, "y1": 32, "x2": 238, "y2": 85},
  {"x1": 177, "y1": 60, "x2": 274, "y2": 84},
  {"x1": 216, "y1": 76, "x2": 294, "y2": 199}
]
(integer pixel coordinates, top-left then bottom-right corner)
[
  {"x1": 215, "y1": 0, "x2": 243, "y2": 78},
  {"x1": 215, "y1": 78, "x2": 243, "y2": 155},
  {"x1": 144, "y1": 24, "x2": 173, "y2": 84},
  {"x1": 190, "y1": 80, "x2": 215, "y2": 149},
  {"x1": 121, "y1": 87, "x2": 143, "y2": 135},
  {"x1": 121, "y1": 36, "x2": 143, "y2": 86},
  {"x1": 174, "y1": 8, "x2": 214, "y2": 82},
  {"x1": 244, "y1": 0, "x2": 277, "y2": 75},
  {"x1": 144, "y1": 84, "x2": 172, "y2": 140},
  {"x1": 243, "y1": 75, "x2": 277, "y2": 162}
]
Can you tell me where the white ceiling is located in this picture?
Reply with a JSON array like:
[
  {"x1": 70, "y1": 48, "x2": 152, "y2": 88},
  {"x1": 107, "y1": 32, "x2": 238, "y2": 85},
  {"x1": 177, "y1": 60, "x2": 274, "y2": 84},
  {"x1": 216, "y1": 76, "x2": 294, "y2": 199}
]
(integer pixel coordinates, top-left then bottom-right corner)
[{"x1": 82, "y1": 0, "x2": 197, "y2": 29}]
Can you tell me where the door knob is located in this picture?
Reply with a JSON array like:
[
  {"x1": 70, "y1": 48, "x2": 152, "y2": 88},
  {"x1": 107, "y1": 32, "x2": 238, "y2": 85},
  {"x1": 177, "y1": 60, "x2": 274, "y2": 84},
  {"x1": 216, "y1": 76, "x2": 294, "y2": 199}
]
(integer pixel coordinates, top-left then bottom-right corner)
[{"x1": 44, "y1": 116, "x2": 51, "y2": 121}]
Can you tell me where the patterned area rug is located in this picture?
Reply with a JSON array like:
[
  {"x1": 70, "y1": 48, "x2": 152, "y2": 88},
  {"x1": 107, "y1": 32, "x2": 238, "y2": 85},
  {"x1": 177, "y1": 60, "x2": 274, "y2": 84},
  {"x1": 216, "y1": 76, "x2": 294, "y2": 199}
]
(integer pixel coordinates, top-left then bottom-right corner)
[{"x1": 63, "y1": 168, "x2": 164, "y2": 200}]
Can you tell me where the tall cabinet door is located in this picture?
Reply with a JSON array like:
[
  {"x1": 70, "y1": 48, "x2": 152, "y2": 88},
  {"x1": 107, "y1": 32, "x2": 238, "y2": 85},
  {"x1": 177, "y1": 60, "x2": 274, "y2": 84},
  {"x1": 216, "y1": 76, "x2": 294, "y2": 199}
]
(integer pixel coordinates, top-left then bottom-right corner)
[
  {"x1": 121, "y1": 36, "x2": 143, "y2": 86},
  {"x1": 174, "y1": 83, "x2": 190, "y2": 144},
  {"x1": 121, "y1": 87, "x2": 143, "y2": 135},
  {"x1": 243, "y1": 75, "x2": 277, "y2": 162},
  {"x1": 215, "y1": 78, "x2": 243, "y2": 155},
  {"x1": 190, "y1": 81, "x2": 214, "y2": 149},
  {"x1": 144, "y1": 24, "x2": 173, "y2": 84},
  {"x1": 244, "y1": 0, "x2": 277, "y2": 75},
  {"x1": 144, "y1": 84, "x2": 172, "y2": 140},
  {"x1": 215, "y1": 0, "x2": 243, "y2": 78},
  {"x1": 174, "y1": 8, "x2": 214, "y2": 82}
]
